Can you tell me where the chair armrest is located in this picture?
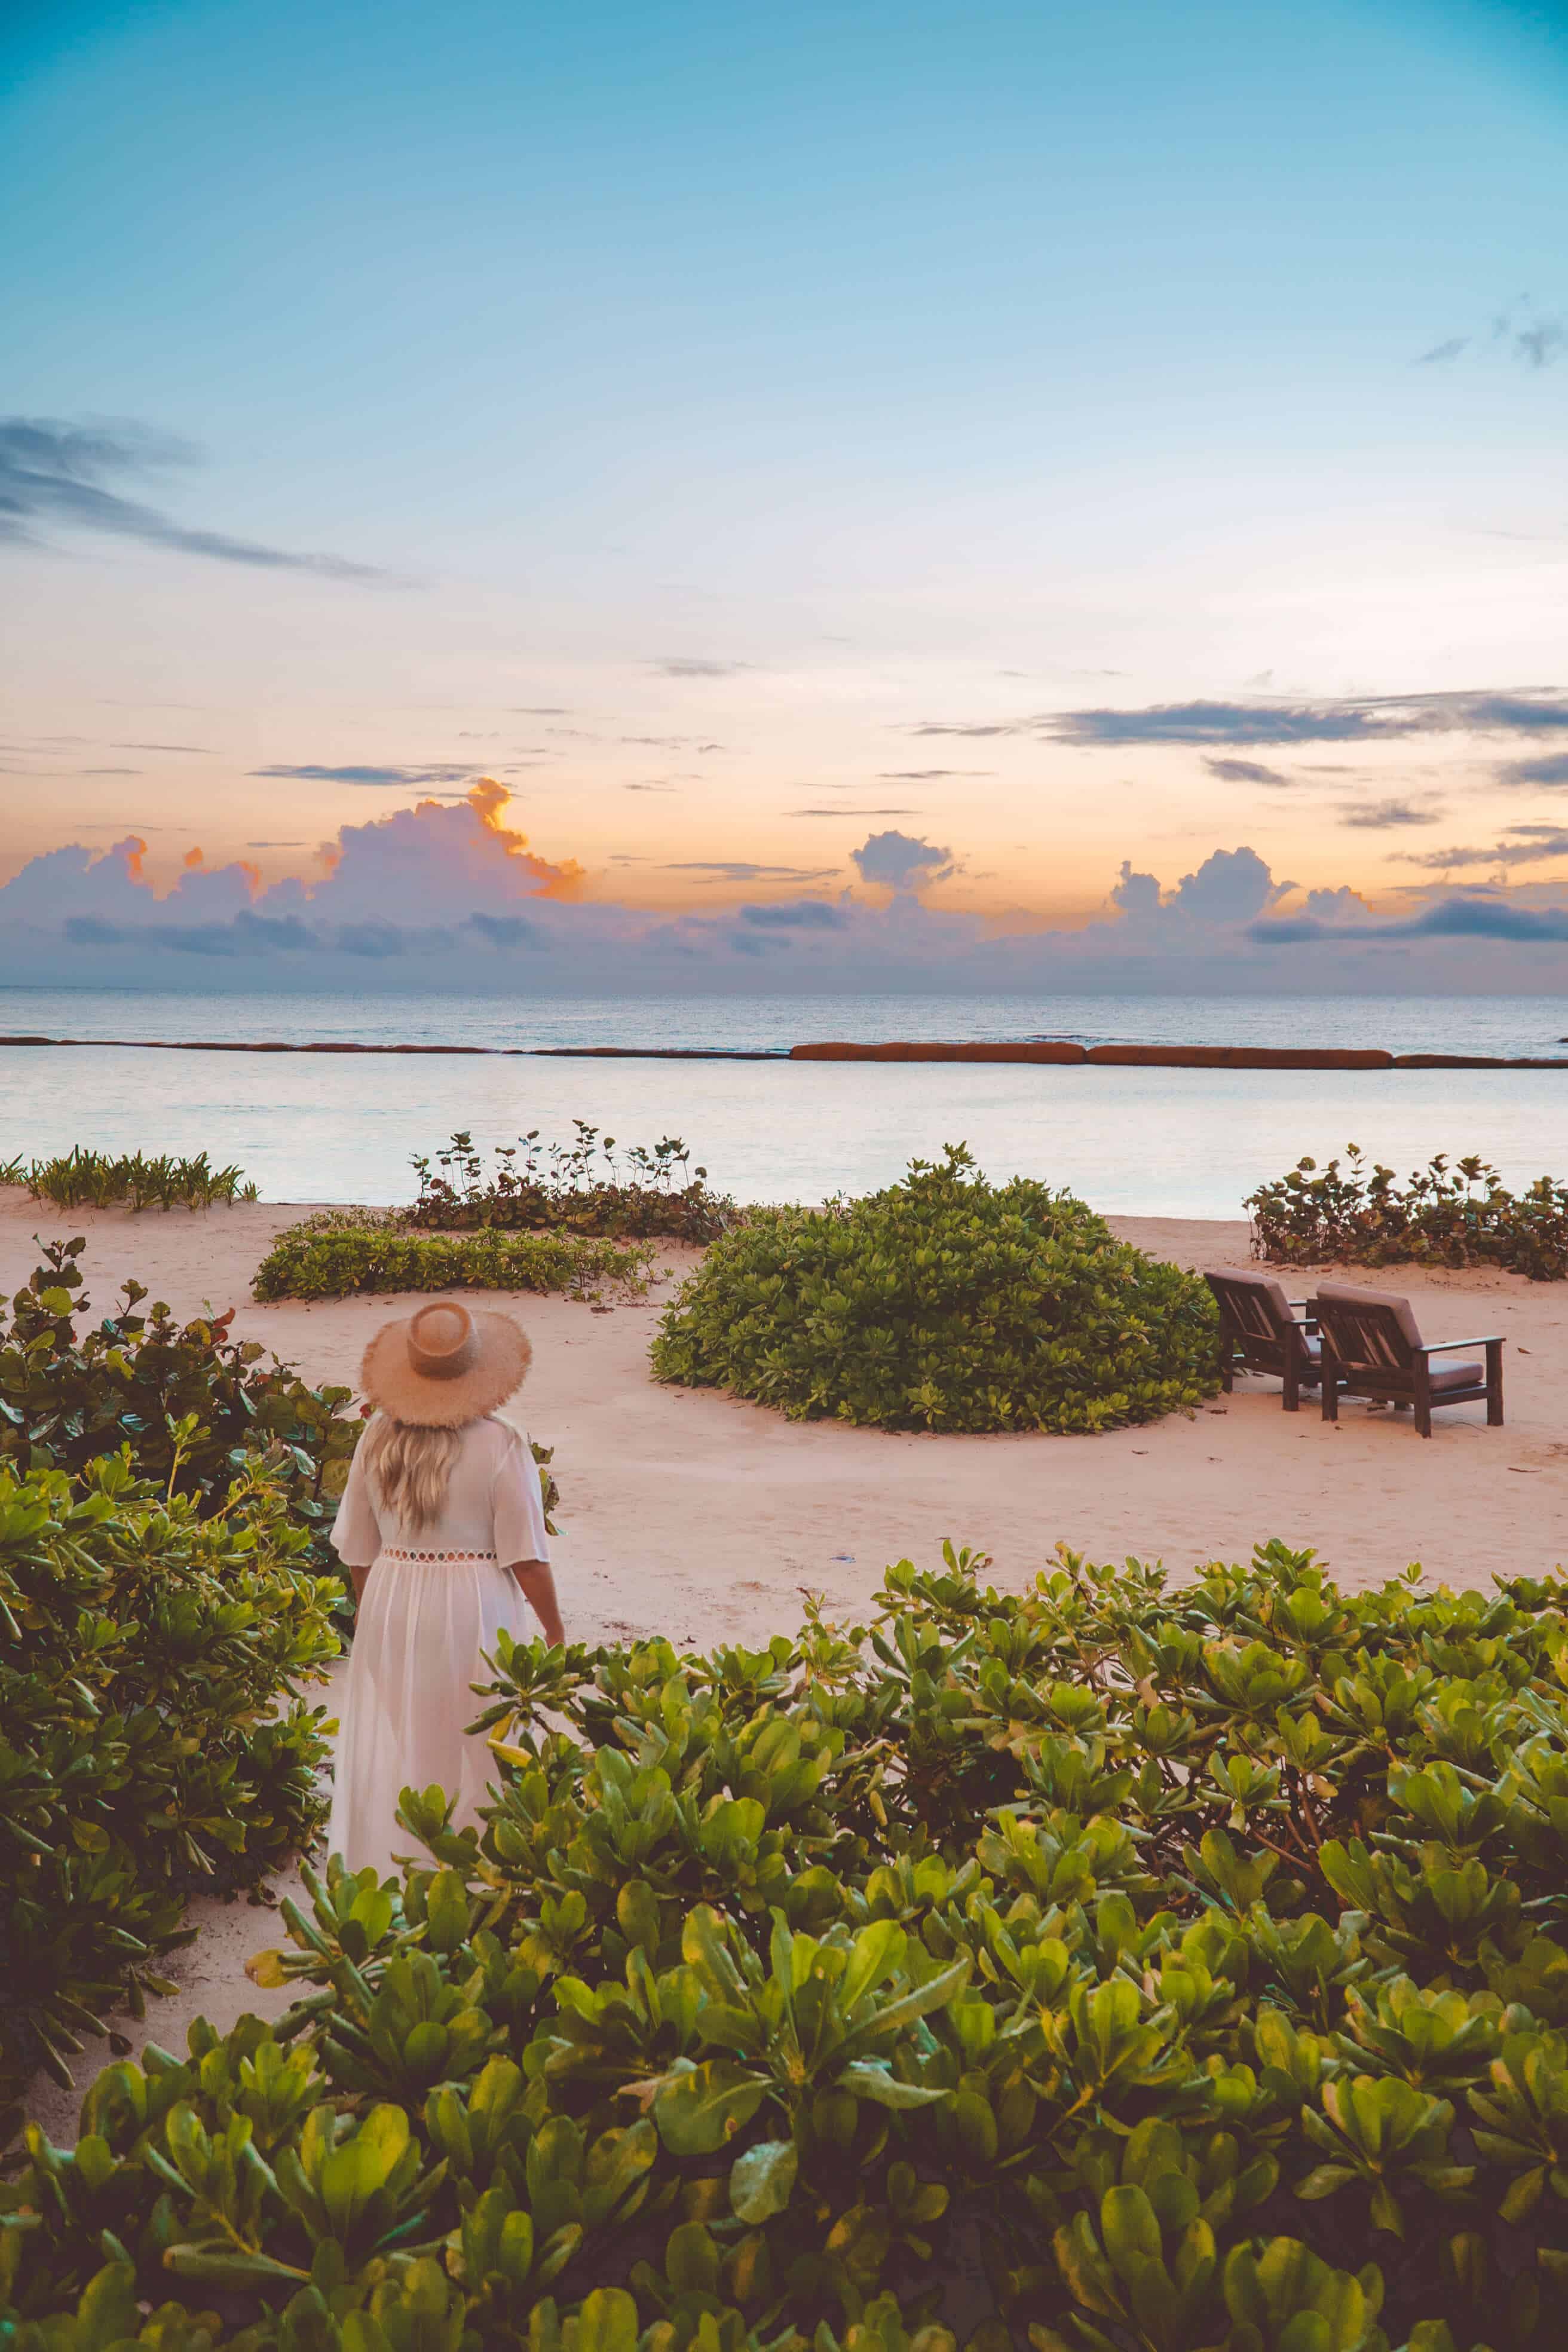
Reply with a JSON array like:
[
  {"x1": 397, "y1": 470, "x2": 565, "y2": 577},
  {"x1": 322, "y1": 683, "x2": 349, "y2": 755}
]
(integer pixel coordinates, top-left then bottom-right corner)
[{"x1": 1416, "y1": 1334, "x2": 1506, "y2": 1355}]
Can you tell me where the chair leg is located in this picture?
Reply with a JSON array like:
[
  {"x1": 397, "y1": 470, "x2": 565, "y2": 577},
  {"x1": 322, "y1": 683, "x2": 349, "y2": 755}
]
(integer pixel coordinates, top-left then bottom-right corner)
[
  {"x1": 1221, "y1": 1364, "x2": 1234, "y2": 1394},
  {"x1": 1413, "y1": 1362, "x2": 1432, "y2": 1438},
  {"x1": 1282, "y1": 1360, "x2": 1299, "y2": 1412},
  {"x1": 1487, "y1": 1339, "x2": 1504, "y2": 1427}
]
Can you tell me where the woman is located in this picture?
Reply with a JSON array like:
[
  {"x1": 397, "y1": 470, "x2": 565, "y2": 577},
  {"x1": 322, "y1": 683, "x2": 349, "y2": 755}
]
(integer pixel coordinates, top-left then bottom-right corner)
[{"x1": 327, "y1": 1297, "x2": 564, "y2": 1877}]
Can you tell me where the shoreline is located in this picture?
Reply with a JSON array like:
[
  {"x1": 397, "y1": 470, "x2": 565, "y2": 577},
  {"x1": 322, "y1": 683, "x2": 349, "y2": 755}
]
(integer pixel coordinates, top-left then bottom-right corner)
[{"x1": 4, "y1": 1032, "x2": 1568, "y2": 1070}]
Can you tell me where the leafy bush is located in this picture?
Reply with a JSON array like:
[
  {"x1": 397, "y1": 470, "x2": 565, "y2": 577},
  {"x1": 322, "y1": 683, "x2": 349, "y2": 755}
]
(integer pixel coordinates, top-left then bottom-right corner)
[
  {"x1": 407, "y1": 1123, "x2": 734, "y2": 1245},
  {"x1": 253, "y1": 1217, "x2": 654, "y2": 1303},
  {"x1": 0, "y1": 1240, "x2": 363, "y2": 1588},
  {"x1": 652, "y1": 1144, "x2": 1221, "y2": 1431},
  {"x1": 1248, "y1": 1147, "x2": 1568, "y2": 1282},
  {"x1": 0, "y1": 1147, "x2": 256, "y2": 1211},
  {"x1": 0, "y1": 1450, "x2": 339, "y2": 2141},
  {"x1": 10, "y1": 1539, "x2": 1568, "y2": 2349}
]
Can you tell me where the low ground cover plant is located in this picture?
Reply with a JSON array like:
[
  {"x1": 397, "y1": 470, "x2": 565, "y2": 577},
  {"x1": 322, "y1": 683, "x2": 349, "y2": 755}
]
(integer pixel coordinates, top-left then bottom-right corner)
[
  {"x1": 0, "y1": 1450, "x2": 339, "y2": 2142},
  {"x1": 253, "y1": 1214, "x2": 654, "y2": 1304},
  {"x1": 1248, "y1": 1148, "x2": 1568, "y2": 1281},
  {"x1": 406, "y1": 1124, "x2": 734, "y2": 1245},
  {"x1": 653, "y1": 1143, "x2": 1221, "y2": 1431},
  {"x1": 0, "y1": 1147, "x2": 256, "y2": 1211},
  {"x1": 7, "y1": 1539, "x2": 1568, "y2": 2350}
]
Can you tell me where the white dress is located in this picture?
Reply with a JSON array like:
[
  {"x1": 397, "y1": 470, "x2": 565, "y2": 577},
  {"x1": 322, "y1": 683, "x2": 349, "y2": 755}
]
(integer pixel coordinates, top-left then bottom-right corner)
[{"x1": 327, "y1": 1413, "x2": 551, "y2": 1878}]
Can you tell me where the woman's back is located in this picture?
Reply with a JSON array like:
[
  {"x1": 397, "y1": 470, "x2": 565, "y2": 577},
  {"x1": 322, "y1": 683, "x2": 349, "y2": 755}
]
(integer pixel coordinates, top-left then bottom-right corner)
[{"x1": 336, "y1": 1413, "x2": 546, "y2": 1559}]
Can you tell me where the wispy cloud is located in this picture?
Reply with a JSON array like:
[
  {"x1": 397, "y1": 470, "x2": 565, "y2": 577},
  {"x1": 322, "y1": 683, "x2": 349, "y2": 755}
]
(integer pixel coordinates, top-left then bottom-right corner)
[
  {"x1": 1397, "y1": 826, "x2": 1568, "y2": 870},
  {"x1": 249, "y1": 763, "x2": 485, "y2": 786},
  {"x1": 739, "y1": 899, "x2": 846, "y2": 930},
  {"x1": 665, "y1": 860, "x2": 838, "y2": 881},
  {"x1": 880, "y1": 768, "x2": 994, "y2": 779},
  {"x1": 1499, "y1": 752, "x2": 1568, "y2": 788},
  {"x1": 115, "y1": 741, "x2": 213, "y2": 753},
  {"x1": 1205, "y1": 757, "x2": 1292, "y2": 786},
  {"x1": 1258, "y1": 898, "x2": 1568, "y2": 945},
  {"x1": 1339, "y1": 798, "x2": 1442, "y2": 829},
  {"x1": 1045, "y1": 688, "x2": 1568, "y2": 748},
  {"x1": 788, "y1": 806, "x2": 917, "y2": 817},
  {"x1": 652, "y1": 657, "x2": 750, "y2": 678},
  {"x1": 0, "y1": 417, "x2": 384, "y2": 578}
]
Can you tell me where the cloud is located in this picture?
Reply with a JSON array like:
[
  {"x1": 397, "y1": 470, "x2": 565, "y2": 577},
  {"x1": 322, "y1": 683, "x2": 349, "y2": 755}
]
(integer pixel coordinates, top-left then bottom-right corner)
[
  {"x1": 907, "y1": 722, "x2": 1022, "y2": 739},
  {"x1": 850, "y1": 831, "x2": 957, "y2": 893},
  {"x1": 115, "y1": 742, "x2": 213, "y2": 753},
  {"x1": 1414, "y1": 336, "x2": 1469, "y2": 365},
  {"x1": 8, "y1": 790, "x2": 1568, "y2": 993},
  {"x1": 666, "y1": 860, "x2": 837, "y2": 881},
  {"x1": 652, "y1": 658, "x2": 749, "y2": 678},
  {"x1": 1517, "y1": 317, "x2": 1566, "y2": 369},
  {"x1": 738, "y1": 899, "x2": 846, "y2": 929},
  {"x1": 1112, "y1": 844, "x2": 1285, "y2": 926},
  {"x1": 249, "y1": 763, "x2": 485, "y2": 786},
  {"x1": 1397, "y1": 826, "x2": 1568, "y2": 870},
  {"x1": 1257, "y1": 897, "x2": 1568, "y2": 946},
  {"x1": 1499, "y1": 752, "x2": 1568, "y2": 788},
  {"x1": 880, "y1": 769, "x2": 994, "y2": 779},
  {"x1": 1204, "y1": 757, "x2": 1292, "y2": 786},
  {"x1": 0, "y1": 416, "x2": 382, "y2": 578},
  {"x1": 1338, "y1": 798, "x2": 1442, "y2": 828},
  {"x1": 788, "y1": 806, "x2": 917, "y2": 817},
  {"x1": 1046, "y1": 688, "x2": 1568, "y2": 748}
]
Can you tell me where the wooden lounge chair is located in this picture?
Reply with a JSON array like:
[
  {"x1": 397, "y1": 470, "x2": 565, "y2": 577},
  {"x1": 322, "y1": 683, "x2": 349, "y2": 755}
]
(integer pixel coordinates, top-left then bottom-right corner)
[
  {"x1": 1204, "y1": 1268, "x2": 1322, "y2": 1410},
  {"x1": 1313, "y1": 1279, "x2": 1504, "y2": 1438}
]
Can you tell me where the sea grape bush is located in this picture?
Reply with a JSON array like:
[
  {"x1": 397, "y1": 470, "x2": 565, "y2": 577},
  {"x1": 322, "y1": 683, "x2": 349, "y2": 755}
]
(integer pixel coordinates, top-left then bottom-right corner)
[
  {"x1": 1248, "y1": 1148, "x2": 1568, "y2": 1282},
  {"x1": 652, "y1": 1144, "x2": 1222, "y2": 1431},
  {"x1": 0, "y1": 1239, "x2": 363, "y2": 1587},
  {"x1": 0, "y1": 1450, "x2": 339, "y2": 2142},
  {"x1": 252, "y1": 1216, "x2": 656, "y2": 1304},
  {"x1": 0, "y1": 1147, "x2": 258, "y2": 1211},
  {"x1": 407, "y1": 1124, "x2": 734, "y2": 1246},
  {"x1": 14, "y1": 1540, "x2": 1566, "y2": 2348}
]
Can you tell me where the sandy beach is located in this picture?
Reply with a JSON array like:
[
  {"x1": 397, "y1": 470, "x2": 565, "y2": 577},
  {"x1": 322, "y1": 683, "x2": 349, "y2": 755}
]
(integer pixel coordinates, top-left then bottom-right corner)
[{"x1": 10, "y1": 1188, "x2": 1564, "y2": 2138}]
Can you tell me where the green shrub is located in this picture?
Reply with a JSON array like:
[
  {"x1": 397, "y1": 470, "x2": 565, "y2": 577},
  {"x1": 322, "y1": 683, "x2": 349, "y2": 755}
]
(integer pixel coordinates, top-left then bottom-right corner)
[
  {"x1": 407, "y1": 1123, "x2": 734, "y2": 1245},
  {"x1": 1248, "y1": 1147, "x2": 1568, "y2": 1281},
  {"x1": 0, "y1": 1240, "x2": 363, "y2": 1590},
  {"x1": 651, "y1": 1143, "x2": 1221, "y2": 1431},
  {"x1": 9, "y1": 1537, "x2": 1567, "y2": 2348},
  {"x1": 0, "y1": 1146, "x2": 256, "y2": 1211},
  {"x1": 253, "y1": 1216, "x2": 654, "y2": 1303},
  {"x1": 0, "y1": 1450, "x2": 339, "y2": 2141}
]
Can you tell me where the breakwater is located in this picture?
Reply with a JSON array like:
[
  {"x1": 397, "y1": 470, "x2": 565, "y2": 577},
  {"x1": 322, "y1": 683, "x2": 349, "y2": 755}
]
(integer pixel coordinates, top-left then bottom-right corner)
[{"x1": 5, "y1": 1034, "x2": 1564, "y2": 1070}]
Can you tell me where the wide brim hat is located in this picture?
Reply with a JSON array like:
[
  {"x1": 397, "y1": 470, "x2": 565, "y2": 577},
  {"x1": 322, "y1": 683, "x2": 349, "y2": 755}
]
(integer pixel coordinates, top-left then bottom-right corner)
[{"x1": 360, "y1": 1299, "x2": 532, "y2": 1428}]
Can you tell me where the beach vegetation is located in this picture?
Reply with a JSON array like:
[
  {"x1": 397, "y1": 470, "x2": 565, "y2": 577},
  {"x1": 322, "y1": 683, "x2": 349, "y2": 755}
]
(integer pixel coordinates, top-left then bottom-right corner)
[
  {"x1": 0, "y1": 1450, "x2": 338, "y2": 2142},
  {"x1": 406, "y1": 1123, "x2": 734, "y2": 1245},
  {"x1": 1249, "y1": 1147, "x2": 1568, "y2": 1281},
  {"x1": 253, "y1": 1214, "x2": 655, "y2": 1303},
  {"x1": 10, "y1": 1537, "x2": 1568, "y2": 2348},
  {"x1": 651, "y1": 1143, "x2": 1221, "y2": 1430},
  {"x1": 0, "y1": 1239, "x2": 363, "y2": 1590},
  {"x1": 0, "y1": 1147, "x2": 257, "y2": 1211}
]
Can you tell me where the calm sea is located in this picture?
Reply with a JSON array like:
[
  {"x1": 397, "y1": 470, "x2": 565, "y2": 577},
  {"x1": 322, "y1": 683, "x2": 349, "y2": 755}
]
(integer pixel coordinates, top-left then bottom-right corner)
[{"x1": 1, "y1": 987, "x2": 1565, "y2": 1218}]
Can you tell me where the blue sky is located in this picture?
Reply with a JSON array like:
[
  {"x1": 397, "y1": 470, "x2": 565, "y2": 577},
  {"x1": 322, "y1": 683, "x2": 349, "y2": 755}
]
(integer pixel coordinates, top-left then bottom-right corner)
[{"x1": 4, "y1": 0, "x2": 1568, "y2": 987}]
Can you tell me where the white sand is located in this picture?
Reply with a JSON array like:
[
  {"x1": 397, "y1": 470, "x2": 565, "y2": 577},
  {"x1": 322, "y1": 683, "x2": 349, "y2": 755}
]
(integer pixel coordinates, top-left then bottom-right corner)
[{"x1": 8, "y1": 1192, "x2": 1565, "y2": 2139}]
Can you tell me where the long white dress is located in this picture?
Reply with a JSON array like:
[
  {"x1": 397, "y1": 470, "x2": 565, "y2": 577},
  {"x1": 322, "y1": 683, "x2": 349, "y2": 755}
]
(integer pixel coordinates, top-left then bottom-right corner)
[{"x1": 327, "y1": 1413, "x2": 552, "y2": 1878}]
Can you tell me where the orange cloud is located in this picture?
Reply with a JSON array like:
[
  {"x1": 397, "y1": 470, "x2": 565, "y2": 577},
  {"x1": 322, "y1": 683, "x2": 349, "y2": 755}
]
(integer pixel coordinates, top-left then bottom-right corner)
[{"x1": 464, "y1": 776, "x2": 586, "y2": 902}]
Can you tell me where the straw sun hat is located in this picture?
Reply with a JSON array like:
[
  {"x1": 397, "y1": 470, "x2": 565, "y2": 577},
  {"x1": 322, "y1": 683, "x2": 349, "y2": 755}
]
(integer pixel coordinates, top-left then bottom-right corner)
[{"x1": 360, "y1": 1299, "x2": 532, "y2": 1428}]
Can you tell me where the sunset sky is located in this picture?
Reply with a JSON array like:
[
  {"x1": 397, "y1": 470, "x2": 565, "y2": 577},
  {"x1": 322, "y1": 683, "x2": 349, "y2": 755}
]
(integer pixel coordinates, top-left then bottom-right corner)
[{"x1": 4, "y1": 0, "x2": 1568, "y2": 988}]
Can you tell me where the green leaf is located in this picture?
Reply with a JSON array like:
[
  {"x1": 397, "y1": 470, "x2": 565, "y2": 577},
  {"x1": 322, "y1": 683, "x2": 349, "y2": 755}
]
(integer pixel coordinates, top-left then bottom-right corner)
[
  {"x1": 653, "y1": 2060, "x2": 767, "y2": 2154},
  {"x1": 730, "y1": 2137, "x2": 798, "y2": 2223}
]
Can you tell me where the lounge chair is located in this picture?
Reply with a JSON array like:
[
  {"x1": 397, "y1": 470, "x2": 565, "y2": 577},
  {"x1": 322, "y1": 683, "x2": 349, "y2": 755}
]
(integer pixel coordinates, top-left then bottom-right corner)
[
  {"x1": 1313, "y1": 1279, "x2": 1504, "y2": 1437},
  {"x1": 1204, "y1": 1268, "x2": 1323, "y2": 1411}
]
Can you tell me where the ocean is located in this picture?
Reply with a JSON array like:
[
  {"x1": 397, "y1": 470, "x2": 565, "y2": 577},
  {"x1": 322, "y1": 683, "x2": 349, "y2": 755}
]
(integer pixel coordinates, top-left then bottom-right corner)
[{"x1": 2, "y1": 987, "x2": 1565, "y2": 1218}]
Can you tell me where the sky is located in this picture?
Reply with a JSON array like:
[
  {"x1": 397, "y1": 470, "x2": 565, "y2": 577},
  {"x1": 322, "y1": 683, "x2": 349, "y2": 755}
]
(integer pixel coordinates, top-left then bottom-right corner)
[{"x1": 4, "y1": 0, "x2": 1568, "y2": 991}]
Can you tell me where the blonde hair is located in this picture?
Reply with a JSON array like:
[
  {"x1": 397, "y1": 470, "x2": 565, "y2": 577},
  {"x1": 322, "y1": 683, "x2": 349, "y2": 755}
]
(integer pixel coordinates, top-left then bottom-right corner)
[{"x1": 360, "y1": 1412, "x2": 464, "y2": 1534}]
